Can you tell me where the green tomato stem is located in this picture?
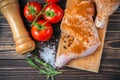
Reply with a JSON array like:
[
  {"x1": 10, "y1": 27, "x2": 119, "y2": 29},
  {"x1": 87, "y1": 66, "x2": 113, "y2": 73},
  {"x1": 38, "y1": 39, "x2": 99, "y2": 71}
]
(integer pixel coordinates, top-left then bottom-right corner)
[
  {"x1": 31, "y1": 3, "x2": 49, "y2": 26},
  {"x1": 44, "y1": 10, "x2": 56, "y2": 17},
  {"x1": 33, "y1": 21, "x2": 49, "y2": 30}
]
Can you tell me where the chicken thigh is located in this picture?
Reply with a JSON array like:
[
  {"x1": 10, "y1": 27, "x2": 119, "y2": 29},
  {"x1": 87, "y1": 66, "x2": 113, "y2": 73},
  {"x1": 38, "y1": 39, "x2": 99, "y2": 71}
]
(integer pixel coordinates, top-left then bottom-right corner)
[
  {"x1": 55, "y1": 1, "x2": 100, "y2": 68},
  {"x1": 94, "y1": 0, "x2": 120, "y2": 28}
]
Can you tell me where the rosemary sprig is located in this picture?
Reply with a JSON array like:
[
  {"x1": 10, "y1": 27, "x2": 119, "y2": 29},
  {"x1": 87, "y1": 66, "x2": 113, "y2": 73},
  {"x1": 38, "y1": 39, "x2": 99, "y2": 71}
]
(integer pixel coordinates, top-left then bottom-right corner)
[{"x1": 27, "y1": 56, "x2": 62, "y2": 80}]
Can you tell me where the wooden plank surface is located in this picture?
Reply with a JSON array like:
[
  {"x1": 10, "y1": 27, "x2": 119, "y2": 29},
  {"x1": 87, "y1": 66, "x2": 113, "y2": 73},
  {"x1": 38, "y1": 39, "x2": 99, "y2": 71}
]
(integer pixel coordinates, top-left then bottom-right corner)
[{"x1": 0, "y1": 0, "x2": 120, "y2": 80}]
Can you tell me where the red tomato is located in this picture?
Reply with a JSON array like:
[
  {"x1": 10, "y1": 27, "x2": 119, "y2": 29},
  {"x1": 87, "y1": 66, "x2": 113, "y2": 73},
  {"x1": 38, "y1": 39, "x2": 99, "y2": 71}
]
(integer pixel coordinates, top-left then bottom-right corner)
[
  {"x1": 45, "y1": 0, "x2": 59, "y2": 3},
  {"x1": 24, "y1": 1, "x2": 42, "y2": 22},
  {"x1": 43, "y1": 3, "x2": 63, "y2": 24},
  {"x1": 31, "y1": 20, "x2": 53, "y2": 41}
]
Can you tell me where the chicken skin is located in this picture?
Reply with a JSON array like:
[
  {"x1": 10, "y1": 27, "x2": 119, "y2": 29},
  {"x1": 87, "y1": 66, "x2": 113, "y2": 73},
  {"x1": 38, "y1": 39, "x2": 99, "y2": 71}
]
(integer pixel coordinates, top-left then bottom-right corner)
[
  {"x1": 94, "y1": 0, "x2": 120, "y2": 28},
  {"x1": 55, "y1": 1, "x2": 100, "y2": 67}
]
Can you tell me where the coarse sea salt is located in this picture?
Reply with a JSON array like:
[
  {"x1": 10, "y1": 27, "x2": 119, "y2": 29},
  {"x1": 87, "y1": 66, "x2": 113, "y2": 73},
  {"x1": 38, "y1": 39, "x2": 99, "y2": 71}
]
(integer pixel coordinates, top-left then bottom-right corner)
[{"x1": 39, "y1": 45, "x2": 56, "y2": 68}]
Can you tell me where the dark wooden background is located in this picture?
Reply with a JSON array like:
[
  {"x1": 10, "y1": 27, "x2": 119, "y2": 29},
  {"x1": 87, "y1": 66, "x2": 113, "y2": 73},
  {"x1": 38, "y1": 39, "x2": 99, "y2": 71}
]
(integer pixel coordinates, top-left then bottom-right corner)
[{"x1": 0, "y1": 0, "x2": 120, "y2": 80}]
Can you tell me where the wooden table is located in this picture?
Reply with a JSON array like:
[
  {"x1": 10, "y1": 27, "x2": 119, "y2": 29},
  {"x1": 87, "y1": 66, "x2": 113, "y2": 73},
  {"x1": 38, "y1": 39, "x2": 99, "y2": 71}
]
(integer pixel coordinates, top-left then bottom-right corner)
[{"x1": 0, "y1": 0, "x2": 120, "y2": 80}]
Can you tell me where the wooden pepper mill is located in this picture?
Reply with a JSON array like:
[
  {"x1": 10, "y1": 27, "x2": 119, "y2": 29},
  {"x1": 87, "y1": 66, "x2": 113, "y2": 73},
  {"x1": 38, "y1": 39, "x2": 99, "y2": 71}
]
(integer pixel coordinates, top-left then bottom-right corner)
[{"x1": 0, "y1": 0, "x2": 35, "y2": 54}]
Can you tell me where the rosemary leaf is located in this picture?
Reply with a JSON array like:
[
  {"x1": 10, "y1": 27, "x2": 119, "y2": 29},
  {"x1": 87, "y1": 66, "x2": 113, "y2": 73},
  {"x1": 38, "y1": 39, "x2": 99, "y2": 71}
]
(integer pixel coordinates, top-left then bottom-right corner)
[
  {"x1": 39, "y1": 69, "x2": 47, "y2": 74},
  {"x1": 26, "y1": 56, "x2": 62, "y2": 80},
  {"x1": 34, "y1": 57, "x2": 47, "y2": 67},
  {"x1": 27, "y1": 57, "x2": 39, "y2": 69},
  {"x1": 51, "y1": 76, "x2": 54, "y2": 80}
]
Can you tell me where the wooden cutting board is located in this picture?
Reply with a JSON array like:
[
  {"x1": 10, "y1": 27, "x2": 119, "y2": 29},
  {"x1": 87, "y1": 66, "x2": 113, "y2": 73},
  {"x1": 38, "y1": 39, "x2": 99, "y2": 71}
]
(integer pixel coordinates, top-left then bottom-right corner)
[{"x1": 57, "y1": 0, "x2": 108, "y2": 73}]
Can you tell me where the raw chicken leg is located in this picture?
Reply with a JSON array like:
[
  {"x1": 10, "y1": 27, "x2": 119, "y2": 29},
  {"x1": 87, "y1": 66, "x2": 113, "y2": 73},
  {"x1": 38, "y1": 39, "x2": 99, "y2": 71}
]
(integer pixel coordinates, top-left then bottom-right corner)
[
  {"x1": 55, "y1": 1, "x2": 100, "y2": 67},
  {"x1": 94, "y1": 0, "x2": 120, "y2": 28}
]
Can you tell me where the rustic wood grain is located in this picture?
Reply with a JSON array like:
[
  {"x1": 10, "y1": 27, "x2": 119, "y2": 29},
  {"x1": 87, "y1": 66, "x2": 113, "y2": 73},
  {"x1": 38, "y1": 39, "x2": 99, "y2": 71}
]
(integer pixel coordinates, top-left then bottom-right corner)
[
  {"x1": 0, "y1": 59, "x2": 119, "y2": 79},
  {"x1": 0, "y1": 0, "x2": 120, "y2": 80}
]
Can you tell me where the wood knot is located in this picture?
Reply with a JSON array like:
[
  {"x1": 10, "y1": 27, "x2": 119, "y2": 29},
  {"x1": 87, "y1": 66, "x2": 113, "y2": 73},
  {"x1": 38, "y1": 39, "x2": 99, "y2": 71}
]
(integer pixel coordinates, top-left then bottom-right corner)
[
  {"x1": 108, "y1": 41, "x2": 120, "y2": 48},
  {"x1": 106, "y1": 40, "x2": 120, "y2": 49}
]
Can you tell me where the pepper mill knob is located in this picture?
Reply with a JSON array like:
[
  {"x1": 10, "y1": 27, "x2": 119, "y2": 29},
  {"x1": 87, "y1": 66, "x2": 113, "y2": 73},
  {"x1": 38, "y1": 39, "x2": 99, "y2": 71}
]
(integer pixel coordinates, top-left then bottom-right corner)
[{"x1": 0, "y1": 0, "x2": 35, "y2": 54}]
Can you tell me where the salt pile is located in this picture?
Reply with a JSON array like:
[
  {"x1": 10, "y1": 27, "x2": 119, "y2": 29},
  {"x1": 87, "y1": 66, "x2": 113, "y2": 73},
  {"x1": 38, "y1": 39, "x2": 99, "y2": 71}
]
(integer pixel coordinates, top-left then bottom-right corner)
[{"x1": 39, "y1": 44, "x2": 56, "y2": 68}]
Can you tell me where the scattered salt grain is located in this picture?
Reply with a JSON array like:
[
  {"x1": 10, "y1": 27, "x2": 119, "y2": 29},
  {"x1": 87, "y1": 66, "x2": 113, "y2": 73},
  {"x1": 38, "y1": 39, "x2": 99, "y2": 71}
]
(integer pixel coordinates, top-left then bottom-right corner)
[{"x1": 39, "y1": 46, "x2": 56, "y2": 68}]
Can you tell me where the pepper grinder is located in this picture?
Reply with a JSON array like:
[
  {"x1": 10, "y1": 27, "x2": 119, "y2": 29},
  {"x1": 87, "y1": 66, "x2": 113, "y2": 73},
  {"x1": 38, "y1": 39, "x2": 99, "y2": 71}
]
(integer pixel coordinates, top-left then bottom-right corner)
[{"x1": 0, "y1": 0, "x2": 35, "y2": 54}]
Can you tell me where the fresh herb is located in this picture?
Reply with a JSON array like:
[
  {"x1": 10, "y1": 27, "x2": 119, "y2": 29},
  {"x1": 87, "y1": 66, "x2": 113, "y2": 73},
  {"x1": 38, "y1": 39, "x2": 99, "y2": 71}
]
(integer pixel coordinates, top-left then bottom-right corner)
[{"x1": 27, "y1": 56, "x2": 62, "y2": 80}]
